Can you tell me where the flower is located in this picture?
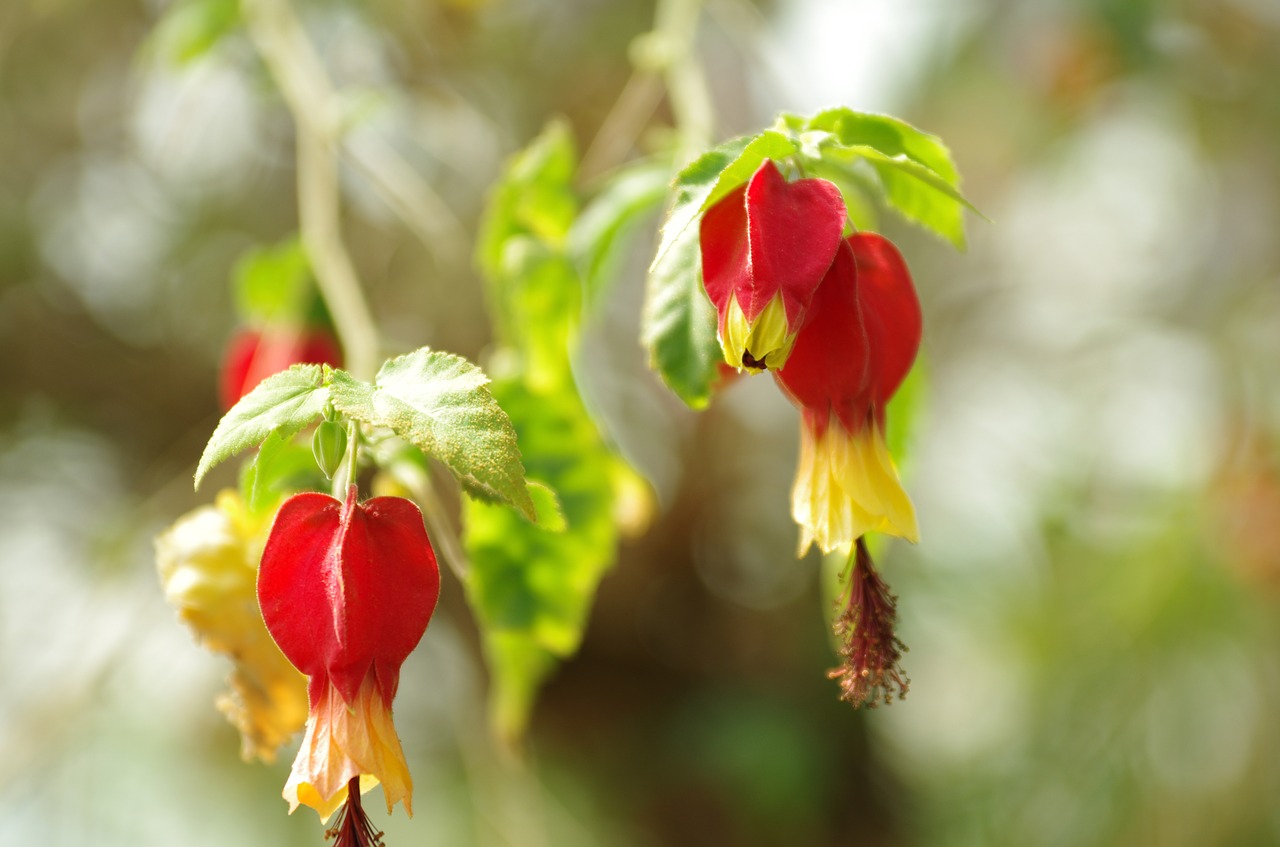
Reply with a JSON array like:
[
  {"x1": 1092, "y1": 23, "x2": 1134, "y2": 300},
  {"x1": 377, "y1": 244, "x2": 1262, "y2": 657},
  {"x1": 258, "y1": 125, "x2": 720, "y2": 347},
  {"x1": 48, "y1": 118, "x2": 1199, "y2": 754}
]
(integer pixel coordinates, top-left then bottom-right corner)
[
  {"x1": 699, "y1": 159, "x2": 846, "y2": 371},
  {"x1": 774, "y1": 232, "x2": 922, "y2": 553},
  {"x1": 257, "y1": 484, "x2": 440, "y2": 826},
  {"x1": 828, "y1": 538, "x2": 909, "y2": 707},
  {"x1": 155, "y1": 490, "x2": 309, "y2": 762},
  {"x1": 220, "y1": 326, "x2": 343, "y2": 411}
]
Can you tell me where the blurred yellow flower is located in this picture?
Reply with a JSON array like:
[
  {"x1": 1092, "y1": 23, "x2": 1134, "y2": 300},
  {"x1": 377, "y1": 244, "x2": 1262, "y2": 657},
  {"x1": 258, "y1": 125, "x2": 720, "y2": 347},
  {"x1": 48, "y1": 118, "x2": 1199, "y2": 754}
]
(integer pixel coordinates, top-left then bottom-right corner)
[{"x1": 155, "y1": 490, "x2": 308, "y2": 762}]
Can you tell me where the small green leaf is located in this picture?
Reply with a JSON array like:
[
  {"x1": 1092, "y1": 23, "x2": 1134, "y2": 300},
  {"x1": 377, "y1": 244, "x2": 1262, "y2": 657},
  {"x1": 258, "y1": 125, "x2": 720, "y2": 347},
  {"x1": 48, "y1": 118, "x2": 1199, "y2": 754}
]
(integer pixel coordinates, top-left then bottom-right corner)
[
  {"x1": 143, "y1": 0, "x2": 241, "y2": 67},
  {"x1": 526, "y1": 481, "x2": 567, "y2": 533},
  {"x1": 801, "y1": 108, "x2": 975, "y2": 249},
  {"x1": 477, "y1": 121, "x2": 579, "y2": 346},
  {"x1": 806, "y1": 109, "x2": 961, "y2": 187},
  {"x1": 195, "y1": 365, "x2": 329, "y2": 490},
  {"x1": 240, "y1": 428, "x2": 326, "y2": 514},
  {"x1": 329, "y1": 349, "x2": 535, "y2": 520},
  {"x1": 232, "y1": 237, "x2": 313, "y2": 326},
  {"x1": 568, "y1": 158, "x2": 671, "y2": 312},
  {"x1": 650, "y1": 130, "x2": 798, "y2": 269},
  {"x1": 642, "y1": 221, "x2": 722, "y2": 409}
]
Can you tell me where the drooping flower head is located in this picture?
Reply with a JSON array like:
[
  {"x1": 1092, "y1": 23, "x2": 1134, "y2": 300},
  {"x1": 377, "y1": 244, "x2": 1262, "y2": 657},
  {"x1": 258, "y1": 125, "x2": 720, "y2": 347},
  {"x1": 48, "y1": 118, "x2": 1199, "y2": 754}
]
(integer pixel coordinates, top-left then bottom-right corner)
[
  {"x1": 699, "y1": 159, "x2": 847, "y2": 371},
  {"x1": 258, "y1": 484, "x2": 440, "y2": 827},
  {"x1": 155, "y1": 490, "x2": 309, "y2": 762},
  {"x1": 774, "y1": 232, "x2": 922, "y2": 553}
]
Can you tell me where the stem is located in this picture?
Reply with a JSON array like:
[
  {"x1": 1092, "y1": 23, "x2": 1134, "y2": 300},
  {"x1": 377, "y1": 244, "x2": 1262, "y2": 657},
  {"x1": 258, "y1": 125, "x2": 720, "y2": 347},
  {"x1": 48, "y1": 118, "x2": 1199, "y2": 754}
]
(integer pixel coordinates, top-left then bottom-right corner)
[
  {"x1": 654, "y1": 0, "x2": 713, "y2": 164},
  {"x1": 242, "y1": 0, "x2": 382, "y2": 380},
  {"x1": 577, "y1": 70, "x2": 665, "y2": 184},
  {"x1": 342, "y1": 420, "x2": 361, "y2": 497}
]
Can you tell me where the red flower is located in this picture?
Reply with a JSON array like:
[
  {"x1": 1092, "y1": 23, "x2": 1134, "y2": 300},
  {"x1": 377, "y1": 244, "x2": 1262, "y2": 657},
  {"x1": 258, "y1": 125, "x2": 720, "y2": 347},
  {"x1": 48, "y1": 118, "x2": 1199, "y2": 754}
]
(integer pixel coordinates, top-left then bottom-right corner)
[
  {"x1": 699, "y1": 159, "x2": 846, "y2": 371},
  {"x1": 774, "y1": 232, "x2": 922, "y2": 552},
  {"x1": 220, "y1": 327, "x2": 343, "y2": 411},
  {"x1": 258, "y1": 485, "x2": 439, "y2": 828}
]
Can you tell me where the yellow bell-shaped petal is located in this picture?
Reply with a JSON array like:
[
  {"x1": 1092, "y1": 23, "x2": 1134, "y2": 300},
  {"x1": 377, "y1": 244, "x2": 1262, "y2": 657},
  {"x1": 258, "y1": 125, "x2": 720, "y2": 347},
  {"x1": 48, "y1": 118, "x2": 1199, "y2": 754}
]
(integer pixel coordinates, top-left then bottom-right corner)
[{"x1": 791, "y1": 420, "x2": 919, "y2": 555}]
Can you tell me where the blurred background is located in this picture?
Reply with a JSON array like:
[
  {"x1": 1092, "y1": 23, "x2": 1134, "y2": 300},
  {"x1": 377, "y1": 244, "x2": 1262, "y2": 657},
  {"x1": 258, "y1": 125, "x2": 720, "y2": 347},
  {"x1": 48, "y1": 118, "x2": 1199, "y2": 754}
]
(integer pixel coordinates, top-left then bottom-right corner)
[{"x1": 3, "y1": 0, "x2": 1280, "y2": 844}]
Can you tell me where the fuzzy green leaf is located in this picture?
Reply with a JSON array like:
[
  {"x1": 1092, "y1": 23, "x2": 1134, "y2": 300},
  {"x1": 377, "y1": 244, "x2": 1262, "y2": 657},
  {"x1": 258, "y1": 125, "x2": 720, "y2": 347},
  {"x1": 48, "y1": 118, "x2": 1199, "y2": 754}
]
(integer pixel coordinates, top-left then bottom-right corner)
[
  {"x1": 464, "y1": 377, "x2": 622, "y2": 738},
  {"x1": 330, "y1": 348, "x2": 535, "y2": 520},
  {"x1": 194, "y1": 365, "x2": 329, "y2": 490},
  {"x1": 477, "y1": 121, "x2": 579, "y2": 346},
  {"x1": 650, "y1": 130, "x2": 798, "y2": 269},
  {"x1": 642, "y1": 221, "x2": 722, "y2": 409}
]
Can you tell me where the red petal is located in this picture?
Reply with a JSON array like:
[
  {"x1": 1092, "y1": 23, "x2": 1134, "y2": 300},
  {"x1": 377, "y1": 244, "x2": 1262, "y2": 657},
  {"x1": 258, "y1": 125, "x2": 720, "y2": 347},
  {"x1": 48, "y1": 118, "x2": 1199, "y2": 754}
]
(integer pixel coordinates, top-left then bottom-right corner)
[
  {"x1": 258, "y1": 486, "x2": 440, "y2": 705},
  {"x1": 848, "y1": 234, "x2": 921, "y2": 410},
  {"x1": 699, "y1": 181, "x2": 749, "y2": 322},
  {"x1": 699, "y1": 160, "x2": 846, "y2": 328},
  {"x1": 773, "y1": 240, "x2": 871, "y2": 434},
  {"x1": 745, "y1": 160, "x2": 846, "y2": 323}
]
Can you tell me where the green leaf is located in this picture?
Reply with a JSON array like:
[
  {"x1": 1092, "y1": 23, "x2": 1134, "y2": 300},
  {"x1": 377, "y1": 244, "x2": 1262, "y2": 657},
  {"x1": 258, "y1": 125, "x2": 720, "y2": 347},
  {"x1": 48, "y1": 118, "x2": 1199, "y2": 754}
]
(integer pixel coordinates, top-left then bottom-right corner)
[
  {"x1": 642, "y1": 221, "x2": 722, "y2": 409},
  {"x1": 143, "y1": 0, "x2": 241, "y2": 67},
  {"x1": 482, "y1": 633, "x2": 558, "y2": 746},
  {"x1": 232, "y1": 237, "x2": 313, "y2": 326},
  {"x1": 526, "y1": 481, "x2": 567, "y2": 533},
  {"x1": 477, "y1": 120, "x2": 579, "y2": 346},
  {"x1": 239, "y1": 428, "x2": 326, "y2": 514},
  {"x1": 650, "y1": 129, "x2": 798, "y2": 269},
  {"x1": 494, "y1": 241, "x2": 580, "y2": 389},
  {"x1": 195, "y1": 364, "x2": 329, "y2": 490},
  {"x1": 329, "y1": 348, "x2": 536, "y2": 520},
  {"x1": 801, "y1": 108, "x2": 974, "y2": 249},
  {"x1": 464, "y1": 377, "x2": 622, "y2": 738},
  {"x1": 568, "y1": 158, "x2": 672, "y2": 312}
]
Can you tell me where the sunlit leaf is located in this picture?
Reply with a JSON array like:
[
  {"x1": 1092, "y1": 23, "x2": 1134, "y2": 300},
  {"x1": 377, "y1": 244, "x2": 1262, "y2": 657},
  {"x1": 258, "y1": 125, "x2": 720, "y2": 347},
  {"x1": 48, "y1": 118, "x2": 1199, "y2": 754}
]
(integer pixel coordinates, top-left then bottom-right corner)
[
  {"x1": 477, "y1": 120, "x2": 579, "y2": 345},
  {"x1": 329, "y1": 349, "x2": 535, "y2": 520},
  {"x1": 802, "y1": 108, "x2": 974, "y2": 249},
  {"x1": 642, "y1": 221, "x2": 721, "y2": 409},
  {"x1": 195, "y1": 365, "x2": 329, "y2": 490},
  {"x1": 463, "y1": 377, "x2": 621, "y2": 737}
]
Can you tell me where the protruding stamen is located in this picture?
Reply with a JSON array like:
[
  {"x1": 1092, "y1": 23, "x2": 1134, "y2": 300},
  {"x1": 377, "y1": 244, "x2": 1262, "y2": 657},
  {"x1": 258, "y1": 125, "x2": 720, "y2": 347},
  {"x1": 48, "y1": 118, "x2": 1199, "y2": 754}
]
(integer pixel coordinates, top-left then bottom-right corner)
[
  {"x1": 828, "y1": 538, "x2": 909, "y2": 708},
  {"x1": 324, "y1": 777, "x2": 385, "y2": 847}
]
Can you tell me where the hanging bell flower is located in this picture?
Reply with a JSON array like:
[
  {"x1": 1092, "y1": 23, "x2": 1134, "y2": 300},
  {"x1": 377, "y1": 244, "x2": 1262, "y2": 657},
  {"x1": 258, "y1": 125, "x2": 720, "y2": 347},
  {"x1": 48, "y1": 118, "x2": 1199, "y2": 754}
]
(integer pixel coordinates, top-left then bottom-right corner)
[
  {"x1": 774, "y1": 232, "x2": 922, "y2": 554},
  {"x1": 699, "y1": 159, "x2": 847, "y2": 371},
  {"x1": 257, "y1": 484, "x2": 440, "y2": 833}
]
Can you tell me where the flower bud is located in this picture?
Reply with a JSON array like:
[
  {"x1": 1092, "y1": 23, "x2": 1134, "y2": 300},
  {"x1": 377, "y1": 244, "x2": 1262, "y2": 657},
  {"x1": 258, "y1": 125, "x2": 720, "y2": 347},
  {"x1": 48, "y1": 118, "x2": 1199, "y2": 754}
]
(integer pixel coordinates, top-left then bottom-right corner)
[
  {"x1": 312, "y1": 421, "x2": 348, "y2": 479},
  {"x1": 699, "y1": 159, "x2": 846, "y2": 371}
]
